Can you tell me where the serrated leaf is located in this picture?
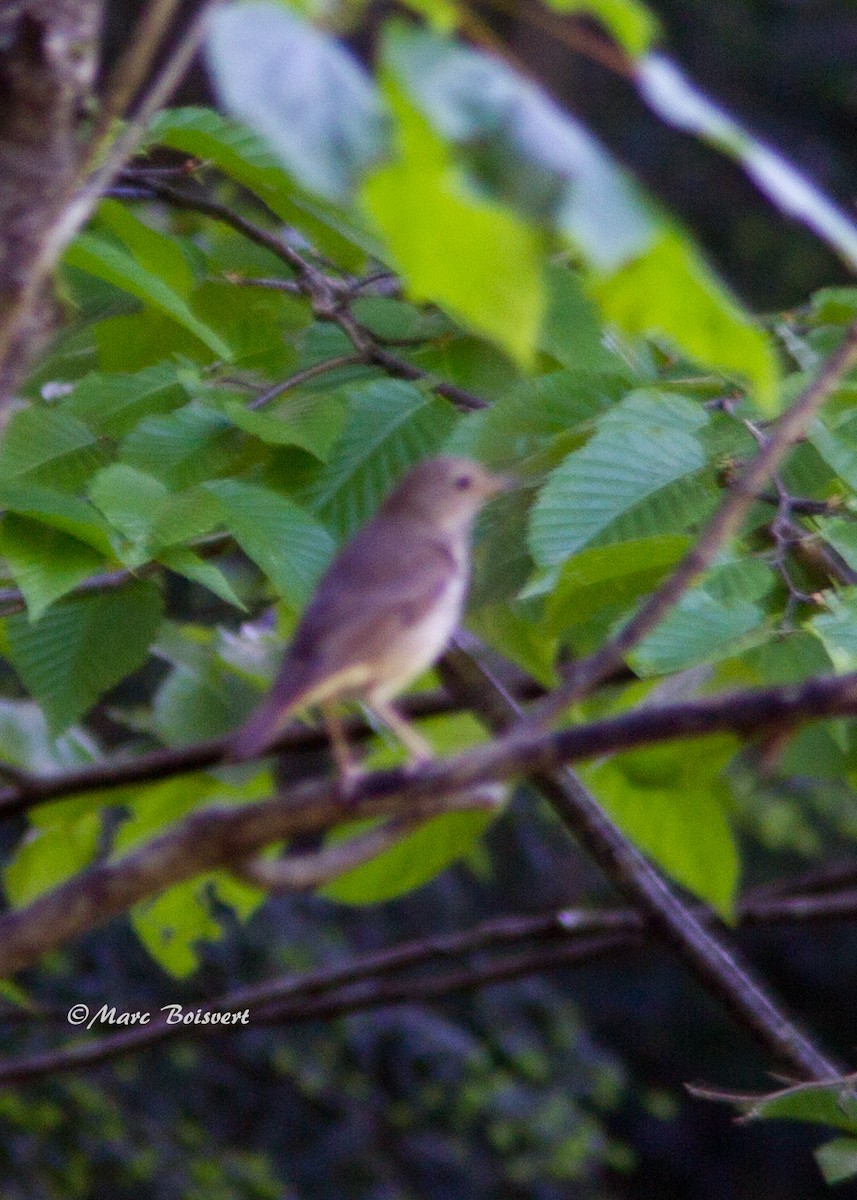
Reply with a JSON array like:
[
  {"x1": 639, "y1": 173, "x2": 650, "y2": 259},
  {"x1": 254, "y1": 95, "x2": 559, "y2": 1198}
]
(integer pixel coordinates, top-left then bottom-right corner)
[
  {"x1": 630, "y1": 586, "x2": 770, "y2": 676},
  {"x1": 581, "y1": 737, "x2": 739, "y2": 917},
  {"x1": 88, "y1": 464, "x2": 169, "y2": 547},
  {"x1": 158, "y1": 548, "x2": 246, "y2": 611},
  {"x1": 0, "y1": 484, "x2": 113, "y2": 553},
  {"x1": 0, "y1": 407, "x2": 102, "y2": 490},
  {"x1": 5, "y1": 581, "x2": 164, "y2": 734},
  {"x1": 64, "y1": 232, "x2": 233, "y2": 360},
  {"x1": 208, "y1": 480, "x2": 334, "y2": 604},
  {"x1": 119, "y1": 404, "x2": 242, "y2": 489},
  {"x1": 65, "y1": 365, "x2": 189, "y2": 437},
  {"x1": 0, "y1": 515, "x2": 105, "y2": 621},
  {"x1": 221, "y1": 394, "x2": 344, "y2": 459},
  {"x1": 363, "y1": 78, "x2": 544, "y2": 366},
  {"x1": 306, "y1": 379, "x2": 458, "y2": 536},
  {"x1": 147, "y1": 486, "x2": 224, "y2": 552},
  {"x1": 206, "y1": 2, "x2": 388, "y2": 202},
  {"x1": 528, "y1": 391, "x2": 707, "y2": 566}
]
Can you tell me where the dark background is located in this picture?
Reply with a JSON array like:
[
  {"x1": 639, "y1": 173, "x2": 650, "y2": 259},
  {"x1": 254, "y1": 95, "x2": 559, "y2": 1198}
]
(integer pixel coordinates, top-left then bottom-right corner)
[{"x1": 5, "y1": 3, "x2": 856, "y2": 1197}]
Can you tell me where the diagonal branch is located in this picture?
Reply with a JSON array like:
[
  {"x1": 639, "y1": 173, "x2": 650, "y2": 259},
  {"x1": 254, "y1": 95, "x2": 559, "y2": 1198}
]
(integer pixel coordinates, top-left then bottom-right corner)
[
  {"x1": 1, "y1": 670, "x2": 857, "y2": 981},
  {"x1": 524, "y1": 317, "x2": 857, "y2": 728},
  {"x1": 439, "y1": 638, "x2": 844, "y2": 1082}
]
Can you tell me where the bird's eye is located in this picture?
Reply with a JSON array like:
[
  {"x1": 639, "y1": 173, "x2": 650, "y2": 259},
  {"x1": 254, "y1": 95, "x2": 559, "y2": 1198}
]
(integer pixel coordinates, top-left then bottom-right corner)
[{"x1": 455, "y1": 474, "x2": 473, "y2": 490}]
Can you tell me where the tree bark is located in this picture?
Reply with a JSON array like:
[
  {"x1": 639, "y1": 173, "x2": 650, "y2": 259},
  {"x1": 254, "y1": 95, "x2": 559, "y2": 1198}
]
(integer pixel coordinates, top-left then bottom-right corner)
[{"x1": 0, "y1": 1, "x2": 103, "y2": 405}]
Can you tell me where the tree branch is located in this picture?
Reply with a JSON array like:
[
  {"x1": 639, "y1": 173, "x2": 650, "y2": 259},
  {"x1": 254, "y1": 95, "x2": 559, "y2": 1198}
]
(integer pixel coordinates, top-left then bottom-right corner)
[
  {"x1": 1, "y1": 671, "x2": 857, "y2": 982},
  {"x1": 439, "y1": 638, "x2": 844, "y2": 1082},
  {"x1": 109, "y1": 179, "x2": 489, "y2": 411},
  {"x1": 524, "y1": 317, "x2": 857, "y2": 728},
  {"x1": 3, "y1": 863, "x2": 856, "y2": 1084}
]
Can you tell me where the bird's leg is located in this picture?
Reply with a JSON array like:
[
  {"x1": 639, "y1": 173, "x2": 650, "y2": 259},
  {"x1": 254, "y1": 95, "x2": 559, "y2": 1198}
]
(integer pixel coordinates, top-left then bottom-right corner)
[
  {"x1": 320, "y1": 702, "x2": 361, "y2": 786},
  {"x1": 369, "y1": 698, "x2": 434, "y2": 765}
]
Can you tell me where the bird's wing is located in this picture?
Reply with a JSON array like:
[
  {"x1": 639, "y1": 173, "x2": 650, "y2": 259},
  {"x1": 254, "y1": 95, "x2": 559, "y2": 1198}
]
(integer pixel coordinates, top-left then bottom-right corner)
[
  {"x1": 288, "y1": 514, "x2": 461, "y2": 676},
  {"x1": 228, "y1": 518, "x2": 460, "y2": 761}
]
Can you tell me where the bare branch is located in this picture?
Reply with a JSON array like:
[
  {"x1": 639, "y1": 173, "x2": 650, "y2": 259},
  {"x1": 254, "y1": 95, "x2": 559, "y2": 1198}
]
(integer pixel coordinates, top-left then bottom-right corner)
[
  {"x1": 1, "y1": 670, "x2": 857, "y2": 984},
  {"x1": 440, "y1": 638, "x2": 844, "y2": 1082},
  {"x1": 4, "y1": 863, "x2": 857, "y2": 1084}
]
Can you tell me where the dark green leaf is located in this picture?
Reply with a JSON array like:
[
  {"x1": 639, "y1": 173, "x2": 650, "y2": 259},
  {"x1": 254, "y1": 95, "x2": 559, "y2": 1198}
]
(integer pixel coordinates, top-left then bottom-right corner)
[{"x1": 5, "y1": 581, "x2": 164, "y2": 734}]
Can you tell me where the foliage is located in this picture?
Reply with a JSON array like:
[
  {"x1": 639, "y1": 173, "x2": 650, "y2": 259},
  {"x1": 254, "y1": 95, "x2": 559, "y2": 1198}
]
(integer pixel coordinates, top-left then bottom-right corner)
[{"x1": 2, "y1": 0, "x2": 857, "y2": 1194}]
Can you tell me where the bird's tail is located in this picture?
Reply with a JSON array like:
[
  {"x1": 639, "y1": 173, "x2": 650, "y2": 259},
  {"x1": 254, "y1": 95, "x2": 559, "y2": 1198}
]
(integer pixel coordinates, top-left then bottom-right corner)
[{"x1": 227, "y1": 668, "x2": 317, "y2": 763}]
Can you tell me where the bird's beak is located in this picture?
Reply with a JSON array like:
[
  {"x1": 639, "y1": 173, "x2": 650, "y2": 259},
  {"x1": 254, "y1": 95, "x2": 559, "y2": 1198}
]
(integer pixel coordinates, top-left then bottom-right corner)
[{"x1": 486, "y1": 471, "x2": 519, "y2": 497}]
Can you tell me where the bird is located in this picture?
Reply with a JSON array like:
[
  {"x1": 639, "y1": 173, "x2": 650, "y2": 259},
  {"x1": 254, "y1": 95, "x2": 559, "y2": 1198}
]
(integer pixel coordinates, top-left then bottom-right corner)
[{"x1": 228, "y1": 455, "x2": 511, "y2": 773}]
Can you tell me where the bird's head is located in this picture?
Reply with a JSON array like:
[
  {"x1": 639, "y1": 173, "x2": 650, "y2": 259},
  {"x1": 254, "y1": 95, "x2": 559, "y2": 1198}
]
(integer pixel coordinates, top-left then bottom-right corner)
[{"x1": 384, "y1": 456, "x2": 514, "y2": 533}]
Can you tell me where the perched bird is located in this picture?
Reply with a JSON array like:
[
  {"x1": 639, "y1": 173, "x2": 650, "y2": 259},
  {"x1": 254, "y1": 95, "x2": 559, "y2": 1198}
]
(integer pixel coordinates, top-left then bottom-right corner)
[{"x1": 229, "y1": 455, "x2": 511, "y2": 771}]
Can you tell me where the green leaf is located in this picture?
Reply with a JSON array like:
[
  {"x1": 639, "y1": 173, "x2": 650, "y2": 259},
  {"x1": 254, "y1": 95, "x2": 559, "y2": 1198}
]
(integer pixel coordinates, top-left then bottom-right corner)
[
  {"x1": 95, "y1": 198, "x2": 196, "y2": 297},
  {"x1": 809, "y1": 590, "x2": 857, "y2": 672},
  {"x1": 630, "y1": 562, "x2": 773, "y2": 675},
  {"x1": 528, "y1": 391, "x2": 707, "y2": 566},
  {"x1": 0, "y1": 515, "x2": 105, "y2": 621},
  {"x1": 545, "y1": 0, "x2": 658, "y2": 56},
  {"x1": 145, "y1": 106, "x2": 377, "y2": 268},
  {"x1": 817, "y1": 1138, "x2": 857, "y2": 1186},
  {"x1": 0, "y1": 480, "x2": 115, "y2": 554},
  {"x1": 808, "y1": 417, "x2": 857, "y2": 490},
  {"x1": 539, "y1": 266, "x2": 617, "y2": 373},
  {"x1": 221, "y1": 394, "x2": 344, "y2": 460},
  {"x1": 147, "y1": 486, "x2": 225, "y2": 552},
  {"x1": 0, "y1": 406, "x2": 102, "y2": 490},
  {"x1": 88, "y1": 464, "x2": 169, "y2": 548},
  {"x1": 158, "y1": 548, "x2": 246, "y2": 611},
  {"x1": 582, "y1": 736, "x2": 739, "y2": 917},
  {"x1": 741, "y1": 1082, "x2": 857, "y2": 1135},
  {"x1": 65, "y1": 364, "x2": 190, "y2": 437},
  {"x1": 0, "y1": 700, "x2": 97, "y2": 775},
  {"x1": 306, "y1": 379, "x2": 458, "y2": 536},
  {"x1": 545, "y1": 534, "x2": 691, "y2": 633},
  {"x1": 385, "y1": 25, "x2": 654, "y2": 271},
  {"x1": 205, "y1": 2, "x2": 388, "y2": 203},
  {"x1": 119, "y1": 404, "x2": 242, "y2": 489},
  {"x1": 132, "y1": 877, "x2": 222, "y2": 978},
  {"x1": 321, "y1": 808, "x2": 495, "y2": 904},
  {"x1": 363, "y1": 79, "x2": 544, "y2": 366},
  {"x1": 208, "y1": 480, "x2": 334, "y2": 604},
  {"x1": 5, "y1": 581, "x2": 164, "y2": 734},
  {"x1": 64, "y1": 233, "x2": 233, "y2": 360},
  {"x1": 592, "y1": 230, "x2": 779, "y2": 411},
  {"x1": 5, "y1": 813, "x2": 101, "y2": 907}
]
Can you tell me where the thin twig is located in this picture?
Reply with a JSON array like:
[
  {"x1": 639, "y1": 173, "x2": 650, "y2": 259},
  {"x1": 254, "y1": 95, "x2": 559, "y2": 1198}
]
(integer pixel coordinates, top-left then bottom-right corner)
[
  {"x1": 3, "y1": 863, "x2": 856, "y2": 1083},
  {"x1": 524, "y1": 317, "x2": 857, "y2": 728},
  {"x1": 88, "y1": 0, "x2": 185, "y2": 151}
]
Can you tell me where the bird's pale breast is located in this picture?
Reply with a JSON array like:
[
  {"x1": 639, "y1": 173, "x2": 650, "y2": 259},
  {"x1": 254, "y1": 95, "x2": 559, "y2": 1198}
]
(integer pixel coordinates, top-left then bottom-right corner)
[{"x1": 367, "y1": 569, "x2": 467, "y2": 702}]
